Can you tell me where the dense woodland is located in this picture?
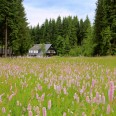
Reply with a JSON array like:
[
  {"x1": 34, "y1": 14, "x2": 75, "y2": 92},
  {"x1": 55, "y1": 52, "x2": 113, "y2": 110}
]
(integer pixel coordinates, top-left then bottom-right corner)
[
  {"x1": 30, "y1": 16, "x2": 94, "y2": 56},
  {"x1": 0, "y1": 0, "x2": 116, "y2": 57},
  {"x1": 0, "y1": 0, "x2": 32, "y2": 56}
]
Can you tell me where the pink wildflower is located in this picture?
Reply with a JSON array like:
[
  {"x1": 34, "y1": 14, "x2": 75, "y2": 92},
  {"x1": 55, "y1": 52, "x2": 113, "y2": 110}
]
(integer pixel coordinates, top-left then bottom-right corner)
[
  {"x1": 74, "y1": 93, "x2": 79, "y2": 103},
  {"x1": 96, "y1": 92, "x2": 100, "y2": 104},
  {"x1": 102, "y1": 93, "x2": 105, "y2": 104},
  {"x1": 8, "y1": 94, "x2": 14, "y2": 101},
  {"x1": 41, "y1": 93, "x2": 45, "y2": 101},
  {"x1": 106, "y1": 104, "x2": 111, "y2": 114},
  {"x1": 108, "y1": 81, "x2": 114, "y2": 102},
  {"x1": 2, "y1": 107, "x2": 6, "y2": 113},
  {"x1": 36, "y1": 93, "x2": 39, "y2": 100},
  {"x1": 63, "y1": 112, "x2": 66, "y2": 116},
  {"x1": 37, "y1": 84, "x2": 42, "y2": 91},
  {"x1": 92, "y1": 79, "x2": 96, "y2": 88},
  {"x1": 27, "y1": 103, "x2": 32, "y2": 111},
  {"x1": 93, "y1": 97, "x2": 96, "y2": 103},
  {"x1": 8, "y1": 92, "x2": 16, "y2": 101},
  {"x1": 86, "y1": 96, "x2": 90, "y2": 103},
  {"x1": 42, "y1": 107, "x2": 47, "y2": 116},
  {"x1": 82, "y1": 112, "x2": 86, "y2": 116},
  {"x1": 63, "y1": 88, "x2": 68, "y2": 95},
  {"x1": 48, "y1": 100, "x2": 52, "y2": 110},
  {"x1": 99, "y1": 95, "x2": 102, "y2": 103},
  {"x1": 28, "y1": 110, "x2": 33, "y2": 116}
]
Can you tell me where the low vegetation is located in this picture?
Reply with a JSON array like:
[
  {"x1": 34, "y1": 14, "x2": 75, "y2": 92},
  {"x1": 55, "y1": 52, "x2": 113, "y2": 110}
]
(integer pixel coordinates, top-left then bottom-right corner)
[{"x1": 0, "y1": 57, "x2": 116, "y2": 115}]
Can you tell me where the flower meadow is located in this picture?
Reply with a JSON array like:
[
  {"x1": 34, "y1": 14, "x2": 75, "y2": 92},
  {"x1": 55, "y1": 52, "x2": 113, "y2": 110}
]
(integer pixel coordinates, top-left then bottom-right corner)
[{"x1": 0, "y1": 57, "x2": 116, "y2": 116}]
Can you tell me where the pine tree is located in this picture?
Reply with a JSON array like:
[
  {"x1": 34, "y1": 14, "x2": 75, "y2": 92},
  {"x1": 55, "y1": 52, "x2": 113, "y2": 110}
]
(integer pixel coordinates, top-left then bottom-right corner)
[
  {"x1": 0, "y1": 0, "x2": 31, "y2": 56},
  {"x1": 82, "y1": 16, "x2": 94, "y2": 56},
  {"x1": 94, "y1": 0, "x2": 116, "y2": 55},
  {"x1": 94, "y1": 0, "x2": 105, "y2": 55},
  {"x1": 77, "y1": 19, "x2": 85, "y2": 45}
]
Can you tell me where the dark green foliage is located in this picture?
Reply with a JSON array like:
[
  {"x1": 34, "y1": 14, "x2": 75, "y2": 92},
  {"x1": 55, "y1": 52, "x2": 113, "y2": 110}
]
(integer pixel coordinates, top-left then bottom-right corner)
[
  {"x1": 30, "y1": 15, "x2": 93, "y2": 56},
  {"x1": 82, "y1": 16, "x2": 95, "y2": 56},
  {"x1": 94, "y1": 0, "x2": 116, "y2": 55},
  {"x1": 0, "y1": 0, "x2": 115, "y2": 57},
  {"x1": 0, "y1": 0, "x2": 31, "y2": 56}
]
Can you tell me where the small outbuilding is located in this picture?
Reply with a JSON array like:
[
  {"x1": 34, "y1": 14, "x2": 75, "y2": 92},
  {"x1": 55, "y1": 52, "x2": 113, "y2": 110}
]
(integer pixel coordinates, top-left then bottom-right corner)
[{"x1": 28, "y1": 44, "x2": 56, "y2": 57}]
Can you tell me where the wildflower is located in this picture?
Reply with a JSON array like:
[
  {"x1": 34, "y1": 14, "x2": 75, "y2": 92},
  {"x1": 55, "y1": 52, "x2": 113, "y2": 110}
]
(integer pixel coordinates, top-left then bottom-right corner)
[
  {"x1": 63, "y1": 112, "x2": 66, "y2": 116},
  {"x1": 8, "y1": 94, "x2": 14, "y2": 101},
  {"x1": 86, "y1": 96, "x2": 90, "y2": 103},
  {"x1": 80, "y1": 89, "x2": 84, "y2": 94},
  {"x1": 37, "y1": 84, "x2": 42, "y2": 91},
  {"x1": 48, "y1": 100, "x2": 52, "y2": 110},
  {"x1": 36, "y1": 93, "x2": 39, "y2": 100},
  {"x1": 63, "y1": 87, "x2": 68, "y2": 95},
  {"x1": 106, "y1": 104, "x2": 111, "y2": 114},
  {"x1": 27, "y1": 103, "x2": 32, "y2": 111},
  {"x1": 82, "y1": 112, "x2": 87, "y2": 116},
  {"x1": 41, "y1": 93, "x2": 45, "y2": 101},
  {"x1": 74, "y1": 93, "x2": 79, "y2": 103},
  {"x1": 102, "y1": 93, "x2": 105, "y2": 104},
  {"x1": 42, "y1": 107, "x2": 47, "y2": 116},
  {"x1": 28, "y1": 110, "x2": 33, "y2": 116},
  {"x1": 99, "y1": 95, "x2": 102, "y2": 103},
  {"x1": 92, "y1": 79, "x2": 96, "y2": 88},
  {"x1": 2, "y1": 107, "x2": 6, "y2": 113},
  {"x1": 96, "y1": 92, "x2": 100, "y2": 104},
  {"x1": 108, "y1": 81, "x2": 114, "y2": 102},
  {"x1": 34, "y1": 106, "x2": 40, "y2": 115},
  {"x1": 93, "y1": 97, "x2": 96, "y2": 103}
]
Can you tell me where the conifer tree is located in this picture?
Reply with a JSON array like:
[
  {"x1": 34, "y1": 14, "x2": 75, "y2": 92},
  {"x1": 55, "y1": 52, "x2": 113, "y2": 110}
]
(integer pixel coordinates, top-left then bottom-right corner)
[
  {"x1": 0, "y1": 0, "x2": 31, "y2": 56},
  {"x1": 94, "y1": 0, "x2": 116, "y2": 55}
]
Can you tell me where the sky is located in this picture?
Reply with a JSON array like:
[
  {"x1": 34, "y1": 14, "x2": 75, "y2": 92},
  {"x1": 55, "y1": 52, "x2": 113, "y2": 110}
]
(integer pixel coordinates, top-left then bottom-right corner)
[{"x1": 23, "y1": 0, "x2": 97, "y2": 27}]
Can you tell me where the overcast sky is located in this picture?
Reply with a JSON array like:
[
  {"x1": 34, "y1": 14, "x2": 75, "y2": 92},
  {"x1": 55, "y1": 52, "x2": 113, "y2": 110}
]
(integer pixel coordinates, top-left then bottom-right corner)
[{"x1": 23, "y1": 0, "x2": 97, "y2": 27}]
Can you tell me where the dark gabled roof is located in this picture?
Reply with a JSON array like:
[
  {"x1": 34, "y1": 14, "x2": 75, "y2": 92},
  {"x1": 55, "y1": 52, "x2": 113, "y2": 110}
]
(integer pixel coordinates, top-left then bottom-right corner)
[
  {"x1": 29, "y1": 44, "x2": 52, "y2": 54},
  {"x1": 29, "y1": 44, "x2": 52, "y2": 51}
]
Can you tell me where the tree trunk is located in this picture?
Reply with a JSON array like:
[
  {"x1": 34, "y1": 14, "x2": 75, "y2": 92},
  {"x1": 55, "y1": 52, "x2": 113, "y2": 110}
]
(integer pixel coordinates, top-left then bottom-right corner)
[{"x1": 5, "y1": 16, "x2": 8, "y2": 57}]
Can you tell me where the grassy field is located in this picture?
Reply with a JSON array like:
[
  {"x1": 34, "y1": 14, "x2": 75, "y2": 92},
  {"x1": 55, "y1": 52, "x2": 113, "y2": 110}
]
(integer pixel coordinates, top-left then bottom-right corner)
[{"x1": 0, "y1": 57, "x2": 116, "y2": 116}]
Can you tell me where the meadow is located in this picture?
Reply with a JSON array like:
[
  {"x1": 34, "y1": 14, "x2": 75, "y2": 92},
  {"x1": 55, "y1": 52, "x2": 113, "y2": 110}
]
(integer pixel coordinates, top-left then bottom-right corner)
[{"x1": 0, "y1": 57, "x2": 116, "y2": 116}]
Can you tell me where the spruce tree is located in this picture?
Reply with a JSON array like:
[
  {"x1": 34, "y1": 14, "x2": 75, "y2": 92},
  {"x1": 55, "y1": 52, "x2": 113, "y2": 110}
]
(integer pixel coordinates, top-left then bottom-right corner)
[
  {"x1": 0, "y1": 0, "x2": 31, "y2": 56},
  {"x1": 94, "y1": 0, "x2": 116, "y2": 55}
]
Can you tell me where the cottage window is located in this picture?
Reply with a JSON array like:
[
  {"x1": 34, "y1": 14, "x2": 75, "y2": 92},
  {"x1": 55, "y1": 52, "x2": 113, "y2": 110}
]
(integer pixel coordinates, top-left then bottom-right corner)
[
  {"x1": 34, "y1": 50, "x2": 38, "y2": 53},
  {"x1": 50, "y1": 50, "x2": 55, "y2": 53},
  {"x1": 47, "y1": 50, "x2": 50, "y2": 53},
  {"x1": 29, "y1": 50, "x2": 33, "y2": 53}
]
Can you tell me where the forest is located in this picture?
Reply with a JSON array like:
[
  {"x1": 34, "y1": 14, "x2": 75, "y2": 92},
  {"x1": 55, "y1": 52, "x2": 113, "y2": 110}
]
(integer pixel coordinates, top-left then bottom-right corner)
[{"x1": 0, "y1": 0, "x2": 116, "y2": 57}]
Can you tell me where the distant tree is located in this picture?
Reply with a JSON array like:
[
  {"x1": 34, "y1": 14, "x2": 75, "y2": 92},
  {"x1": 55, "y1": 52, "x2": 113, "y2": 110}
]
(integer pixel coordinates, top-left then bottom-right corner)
[
  {"x1": 82, "y1": 16, "x2": 94, "y2": 56},
  {"x1": 56, "y1": 16, "x2": 62, "y2": 36},
  {"x1": 77, "y1": 19, "x2": 85, "y2": 45},
  {"x1": 29, "y1": 15, "x2": 94, "y2": 56}
]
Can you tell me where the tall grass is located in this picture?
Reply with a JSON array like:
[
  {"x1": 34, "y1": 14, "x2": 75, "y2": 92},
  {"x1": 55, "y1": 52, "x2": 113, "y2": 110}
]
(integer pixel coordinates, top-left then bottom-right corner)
[{"x1": 0, "y1": 57, "x2": 116, "y2": 116}]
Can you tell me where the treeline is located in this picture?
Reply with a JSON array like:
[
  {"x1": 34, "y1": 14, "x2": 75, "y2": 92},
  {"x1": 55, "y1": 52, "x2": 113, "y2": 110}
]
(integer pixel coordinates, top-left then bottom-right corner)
[
  {"x1": 0, "y1": 0, "x2": 32, "y2": 56},
  {"x1": 30, "y1": 0, "x2": 116, "y2": 56},
  {"x1": 0, "y1": 0, "x2": 116, "y2": 56},
  {"x1": 30, "y1": 16, "x2": 94, "y2": 56}
]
